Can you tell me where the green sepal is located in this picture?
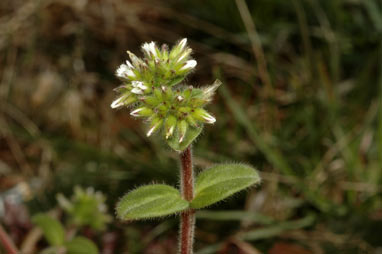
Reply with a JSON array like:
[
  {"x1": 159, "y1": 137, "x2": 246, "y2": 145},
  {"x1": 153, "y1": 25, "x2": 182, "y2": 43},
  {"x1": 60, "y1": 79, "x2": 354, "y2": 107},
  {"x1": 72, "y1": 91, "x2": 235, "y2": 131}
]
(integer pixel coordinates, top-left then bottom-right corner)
[
  {"x1": 167, "y1": 75, "x2": 185, "y2": 87},
  {"x1": 167, "y1": 126, "x2": 203, "y2": 152},
  {"x1": 32, "y1": 213, "x2": 65, "y2": 246},
  {"x1": 65, "y1": 236, "x2": 99, "y2": 254},
  {"x1": 116, "y1": 184, "x2": 189, "y2": 220},
  {"x1": 191, "y1": 164, "x2": 261, "y2": 209}
]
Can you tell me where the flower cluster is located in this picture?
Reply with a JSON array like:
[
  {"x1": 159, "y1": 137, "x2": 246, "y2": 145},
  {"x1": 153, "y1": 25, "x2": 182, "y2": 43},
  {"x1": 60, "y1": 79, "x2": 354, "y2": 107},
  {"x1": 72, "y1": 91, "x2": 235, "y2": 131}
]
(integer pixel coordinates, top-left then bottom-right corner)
[{"x1": 111, "y1": 38, "x2": 220, "y2": 143}]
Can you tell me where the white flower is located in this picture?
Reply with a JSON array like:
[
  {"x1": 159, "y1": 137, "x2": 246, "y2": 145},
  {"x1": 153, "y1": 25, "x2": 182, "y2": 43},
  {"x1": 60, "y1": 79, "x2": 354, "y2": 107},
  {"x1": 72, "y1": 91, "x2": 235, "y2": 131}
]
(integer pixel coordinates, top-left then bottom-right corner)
[
  {"x1": 131, "y1": 88, "x2": 143, "y2": 94},
  {"x1": 142, "y1": 41, "x2": 157, "y2": 57},
  {"x1": 132, "y1": 81, "x2": 148, "y2": 90},
  {"x1": 131, "y1": 81, "x2": 147, "y2": 94},
  {"x1": 116, "y1": 64, "x2": 128, "y2": 78},
  {"x1": 180, "y1": 60, "x2": 197, "y2": 71},
  {"x1": 116, "y1": 64, "x2": 135, "y2": 79}
]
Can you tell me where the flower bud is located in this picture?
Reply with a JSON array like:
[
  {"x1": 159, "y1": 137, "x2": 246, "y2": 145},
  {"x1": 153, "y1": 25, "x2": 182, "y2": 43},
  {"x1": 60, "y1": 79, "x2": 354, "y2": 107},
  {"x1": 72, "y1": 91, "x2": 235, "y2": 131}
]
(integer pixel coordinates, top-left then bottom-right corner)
[
  {"x1": 142, "y1": 41, "x2": 159, "y2": 58},
  {"x1": 147, "y1": 117, "x2": 163, "y2": 137},
  {"x1": 111, "y1": 94, "x2": 136, "y2": 108},
  {"x1": 191, "y1": 108, "x2": 216, "y2": 124},
  {"x1": 130, "y1": 107, "x2": 153, "y2": 117},
  {"x1": 127, "y1": 51, "x2": 146, "y2": 68},
  {"x1": 153, "y1": 88, "x2": 163, "y2": 101},
  {"x1": 182, "y1": 87, "x2": 192, "y2": 100},
  {"x1": 186, "y1": 115, "x2": 198, "y2": 127},
  {"x1": 165, "y1": 115, "x2": 177, "y2": 139},
  {"x1": 176, "y1": 48, "x2": 192, "y2": 63},
  {"x1": 170, "y1": 38, "x2": 188, "y2": 59},
  {"x1": 178, "y1": 107, "x2": 191, "y2": 114},
  {"x1": 202, "y1": 79, "x2": 222, "y2": 102},
  {"x1": 163, "y1": 86, "x2": 173, "y2": 100},
  {"x1": 157, "y1": 103, "x2": 168, "y2": 113},
  {"x1": 180, "y1": 60, "x2": 197, "y2": 71},
  {"x1": 143, "y1": 95, "x2": 159, "y2": 106},
  {"x1": 178, "y1": 120, "x2": 188, "y2": 143},
  {"x1": 190, "y1": 98, "x2": 207, "y2": 107},
  {"x1": 178, "y1": 38, "x2": 187, "y2": 51}
]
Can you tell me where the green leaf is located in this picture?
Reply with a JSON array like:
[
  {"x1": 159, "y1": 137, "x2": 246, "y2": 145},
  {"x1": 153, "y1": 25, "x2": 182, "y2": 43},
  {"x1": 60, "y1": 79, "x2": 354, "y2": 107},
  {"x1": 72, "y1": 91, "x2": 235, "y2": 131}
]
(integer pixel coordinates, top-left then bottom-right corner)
[
  {"x1": 191, "y1": 164, "x2": 260, "y2": 209},
  {"x1": 32, "y1": 213, "x2": 65, "y2": 246},
  {"x1": 65, "y1": 237, "x2": 98, "y2": 254},
  {"x1": 116, "y1": 184, "x2": 189, "y2": 220},
  {"x1": 167, "y1": 126, "x2": 203, "y2": 152}
]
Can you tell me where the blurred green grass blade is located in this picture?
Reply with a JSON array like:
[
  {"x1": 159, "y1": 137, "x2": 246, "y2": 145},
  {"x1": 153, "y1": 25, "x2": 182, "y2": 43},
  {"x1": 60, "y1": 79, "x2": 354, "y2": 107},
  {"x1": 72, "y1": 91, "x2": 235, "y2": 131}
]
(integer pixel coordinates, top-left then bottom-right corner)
[
  {"x1": 364, "y1": 0, "x2": 382, "y2": 31},
  {"x1": 196, "y1": 210, "x2": 274, "y2": 224},
  {"x1": 218, "y1": 83, "x2": 294, "y2": 176},
  {"x1": 240, "y1": 214, "x2": 315, "y2": 241}
]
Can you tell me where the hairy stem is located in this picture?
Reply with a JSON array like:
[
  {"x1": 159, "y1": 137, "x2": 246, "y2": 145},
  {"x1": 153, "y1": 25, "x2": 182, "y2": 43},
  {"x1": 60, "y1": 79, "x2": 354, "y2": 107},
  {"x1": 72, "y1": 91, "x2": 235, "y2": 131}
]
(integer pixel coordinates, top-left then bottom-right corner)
[
  {"x1": 0, "y1": 224, "x2": 18, "y2": 254},
  {"x1": 179, "y1": 146, "x2": 195, "y2": 254}
]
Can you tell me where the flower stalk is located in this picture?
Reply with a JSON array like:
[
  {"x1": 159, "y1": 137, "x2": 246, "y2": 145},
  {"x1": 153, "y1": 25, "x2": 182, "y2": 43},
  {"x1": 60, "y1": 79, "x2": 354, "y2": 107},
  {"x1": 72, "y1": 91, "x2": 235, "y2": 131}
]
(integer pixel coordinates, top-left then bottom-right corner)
[{"x1": 179, "y1": 146, "x2": 195, "y2": 254}]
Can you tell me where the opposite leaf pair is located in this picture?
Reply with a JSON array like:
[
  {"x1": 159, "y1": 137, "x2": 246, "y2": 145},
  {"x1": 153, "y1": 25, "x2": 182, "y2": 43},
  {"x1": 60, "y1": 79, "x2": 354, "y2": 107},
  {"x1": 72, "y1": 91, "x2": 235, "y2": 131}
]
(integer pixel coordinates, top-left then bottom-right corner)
[{"x1": 116, "y1": 164, "x2": 261, "y2": 221}]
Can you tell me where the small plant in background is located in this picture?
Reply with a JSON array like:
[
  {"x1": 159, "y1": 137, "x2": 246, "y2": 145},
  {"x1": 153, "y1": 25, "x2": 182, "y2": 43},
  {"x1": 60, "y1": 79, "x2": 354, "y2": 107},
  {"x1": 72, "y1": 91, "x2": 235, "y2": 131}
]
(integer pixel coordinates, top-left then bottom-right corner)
[
  {"x1": 111, "y1": 39, "x2": 261, "y2": 254},
  {"x1": 57, "y1": 186, "x2": 112, "y2": 231},
  {"x1": 31, "y1": 186, "x2": 111, "y2": 254}
]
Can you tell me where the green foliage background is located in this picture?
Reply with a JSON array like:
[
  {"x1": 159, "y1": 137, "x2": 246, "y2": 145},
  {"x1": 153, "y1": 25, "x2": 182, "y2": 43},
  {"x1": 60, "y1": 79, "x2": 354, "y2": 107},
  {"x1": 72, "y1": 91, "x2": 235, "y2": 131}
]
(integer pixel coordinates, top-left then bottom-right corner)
[{"x1": 0, "y1": 0, "x2": 381, "y2": 253}]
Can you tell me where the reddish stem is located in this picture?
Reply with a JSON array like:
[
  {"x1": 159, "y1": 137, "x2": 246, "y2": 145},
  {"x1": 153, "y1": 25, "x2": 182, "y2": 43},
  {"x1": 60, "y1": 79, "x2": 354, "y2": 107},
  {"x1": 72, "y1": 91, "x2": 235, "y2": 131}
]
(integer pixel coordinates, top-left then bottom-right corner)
[
  {"x1": 179, "y1": 146, "x2": 195, "y2": 254},
  {"x1": 0, "y1": 224, "x2": 18, "y2": 254}
]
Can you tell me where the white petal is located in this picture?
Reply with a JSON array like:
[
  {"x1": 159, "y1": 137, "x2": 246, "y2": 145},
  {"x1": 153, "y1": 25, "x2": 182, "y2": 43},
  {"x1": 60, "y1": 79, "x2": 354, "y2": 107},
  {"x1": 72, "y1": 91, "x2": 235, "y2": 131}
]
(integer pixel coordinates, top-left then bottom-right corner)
[
  {"x1": 202, "y1": 113, "x2": 216, "y2": 124},
  {"x1": 178, "y1": 38, "x2": 187, "y2": 51},
  {"x1": 177, "y1": 52, "x2": 187, "y2": 63},
  {"x1": 180, "y1": 60, "x2": 197, "y2": 71},
  {"x1": 116, "y1": 64, "x2": 128, "y2": 78},
  {"x1": 125, "y1": 60, "x2": 134, "y2": 69},
  {"x1": 130, "y1": 108, "x2": 143, "y2": 117},
  {"x1": 131, "y1": 81, "x2": 142, "y2": 88},
  {"x1": 177, "y1": 95, "x2": 184, "y2": 102},
  {"x1": 142, "y1": 41, "x2": 157, "y2": 57},
  {"x1": 149, "y1": 42, "x2": 157, "y2": 56},
  {"x1": 110, "y1": 95, "x2": 126, "y2": 108},
  {"x1": 126, "y1": 69, "x2": 135, "y2": 78},
  {"x1": 137, "y1": 83, "x2": 148, "y2": 90},
  {"x1": 147, "y1": 122, "x2": 160, "y2": 137},
  {"x1": 165, "y1": 126, "x2": 175, "y2": 139},
  {"x1": 131, "y1": 88, "x2": 143, "y2": 94},
  {"x1": 142, "y1": 43, "x2": 150, "y2": 55}
]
